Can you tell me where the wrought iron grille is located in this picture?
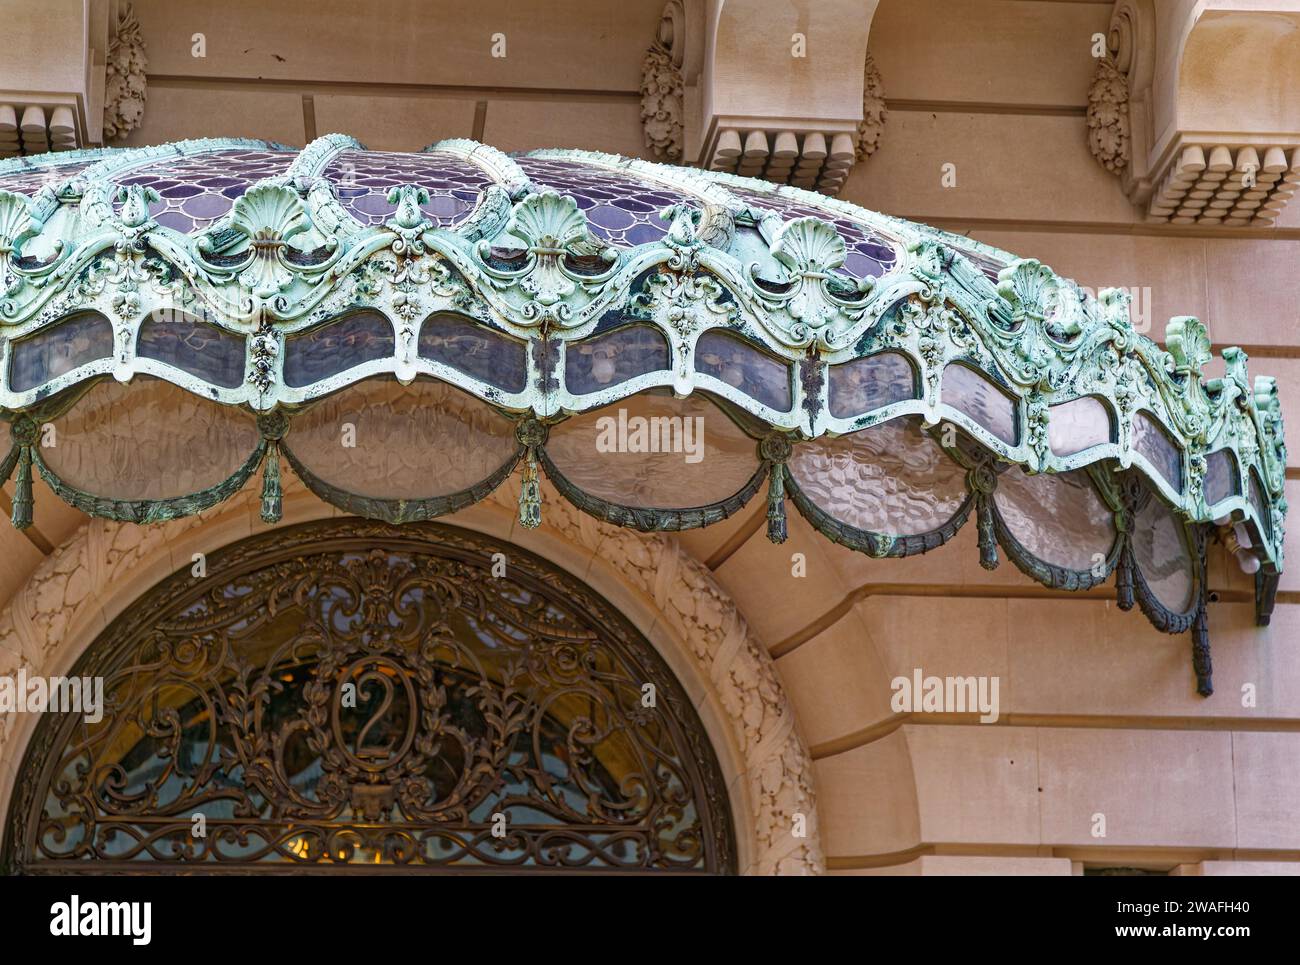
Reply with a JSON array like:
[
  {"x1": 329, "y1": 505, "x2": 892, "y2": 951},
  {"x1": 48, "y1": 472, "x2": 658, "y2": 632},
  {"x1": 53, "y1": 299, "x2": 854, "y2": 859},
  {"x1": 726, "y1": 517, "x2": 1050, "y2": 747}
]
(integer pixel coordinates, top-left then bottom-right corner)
[{"x1": 2, "y1": 519, "x2": 736, "y2": 874}]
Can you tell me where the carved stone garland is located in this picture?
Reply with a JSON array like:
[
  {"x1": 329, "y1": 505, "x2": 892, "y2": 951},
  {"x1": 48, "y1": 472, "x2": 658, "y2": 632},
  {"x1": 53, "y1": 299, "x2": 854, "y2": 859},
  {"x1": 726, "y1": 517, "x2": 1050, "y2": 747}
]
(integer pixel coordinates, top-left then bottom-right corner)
[
  {"x1": 1087, "y1": 55, "x2": 1129, "y2": 174},
  {"x1": 103, "y1": 2, "x2": 148, "y2": 142},
  {"x1": 857, "y1": 50, "x2": 887, "y2": 161}
]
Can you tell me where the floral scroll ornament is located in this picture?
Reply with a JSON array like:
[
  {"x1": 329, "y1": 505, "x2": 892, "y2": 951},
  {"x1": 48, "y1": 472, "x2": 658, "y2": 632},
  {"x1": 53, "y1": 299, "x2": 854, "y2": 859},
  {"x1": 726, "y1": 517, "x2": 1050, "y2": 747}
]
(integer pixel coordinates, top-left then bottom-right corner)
[
  {"x1": 197, "y1": 184, "x2": 315, "y2": 302},
  {"x1": 899, "y1": 297, "x2": 957, "y2": 404},
  {"x1": 760, "y1": 217, "x2": 872, "y2": 349},
  {"x1": 993, "y1": 258, "x2": 1087, "y2": 390},
  {"x1": 481, "y1": 191, "x2": 615, "y2": 329},
  {"x1": 0, "y1": 191, "x2": 40, "y2": 301},
  {"x1": 1162, "y1": 315, "x2": 1214, "y2": 447},
  {"x1": 385, "y1": 184, "x2": 433, "y2": 256}
]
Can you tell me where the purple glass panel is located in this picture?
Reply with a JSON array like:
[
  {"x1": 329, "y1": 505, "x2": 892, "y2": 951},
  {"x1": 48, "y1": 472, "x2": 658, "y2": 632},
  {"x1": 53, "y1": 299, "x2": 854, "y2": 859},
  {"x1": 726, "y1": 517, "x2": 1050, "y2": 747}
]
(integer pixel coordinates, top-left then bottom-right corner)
[
  {"x1": 1204, "y1": 448, "x2": 1237, "y2": 507},
  {"x1": 694, "y1": 330, "x2": 791, "y2": 412},
  {"x1": 942, "y1": 363, "x2": 1018, "y2": 445},
  {"x1": 418, "y1": 314, "x2": 528, "y2": 393},
  {"x1": 566, "y1": 324, "x2": 670, "y2": 394},
  {"x1": 828, "y1": 352, "x2": 916, "y2": 418},
  {"x1": 0, "y1": 158, "x2": 97, "y2": 196},
  {"x1": 9, "y1": 312, "x2": 114, "y2": 391},
  {"x1": 725, "y1": 185, "x2": 900, "y2": 281},
  {"x1": 515, "y1": 157, "x2": 698, "y2": 248},
  {"x1": 110, "y1": 150, "x2": 295, "y2": 234},
  {"x1": 1132, "y1": 410, "x2": 1182, "y2": 493},
  {"x1": 1048, "y1": 396, "x2": 1111, "y2": 456},
  {"x1": 284, "y1": 311, "x2": 395, "y2": 388},
  {"x1": 323, "y1": 150, "x2": 491, "y2": 228},
  {"x1": 137, "y1": 315, "x2": 246, "y2": 388}
]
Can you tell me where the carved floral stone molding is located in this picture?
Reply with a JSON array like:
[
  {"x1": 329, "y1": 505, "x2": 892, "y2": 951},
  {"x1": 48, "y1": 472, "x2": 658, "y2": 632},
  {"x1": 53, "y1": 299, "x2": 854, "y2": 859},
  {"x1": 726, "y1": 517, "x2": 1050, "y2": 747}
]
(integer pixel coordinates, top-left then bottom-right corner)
[
  {"x1": 856, "y1": 50, "x2": 887, "y2": 161},
  {"x1": 1087, "y1": 56, "x2": 1129, "y2": 175},
  {"x1": 0, "y1": 475, "x2": 826, "y2": 875},
  {"x1": 103, "y1": 2, "x2": 147, "y2": 142}
]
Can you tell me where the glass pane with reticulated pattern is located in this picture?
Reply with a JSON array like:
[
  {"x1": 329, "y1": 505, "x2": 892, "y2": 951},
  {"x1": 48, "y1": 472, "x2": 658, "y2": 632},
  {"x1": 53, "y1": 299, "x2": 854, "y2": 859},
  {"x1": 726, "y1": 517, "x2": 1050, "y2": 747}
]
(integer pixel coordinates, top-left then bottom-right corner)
[
  {"x1": 828, "y1": 352, "x2": 916, "y2": 419},
  {"x1": 942, "y1": 363, "x2": 1017, "y2": 445},
  {"x1": 693, "y1": 330, "x2": 791, "y2": 412},
  {"x1": 1132, "y1": 494, "x2": 1195, "y2": 613},
  {"x1": 544, "y1": 390, "x2": 759, "y2": 509},
  {"x1": 418, "y1": 315, "x2": 528, "y2": 394},
  {"x1": 566, "y1": 324, "x2": 670, "y2": 394},
  {"x1": 789, "y1": 417, "x2": 968, "y2": 535},
  {"x1": 1132, "y1": 410, "x2": 1182, "y2": 492},
  {"x1": 286, "y1": 379, "x2": 518, "y2": 499},
  {"x1": 284, "y1": 311, "x2": 395, "y2": 388},
  {"x1": 9, "y1": 312, "x2": 114, "y2": 392},
  {"x1": 40, "y1": 378, "x2": 260, "y2": 499},
  {"x1": 1049, "y1": 396, "x2": 1111, "y2": 456},
  {"x1": 994, "y1": 468, "x2": 1115, "y2": 571}
]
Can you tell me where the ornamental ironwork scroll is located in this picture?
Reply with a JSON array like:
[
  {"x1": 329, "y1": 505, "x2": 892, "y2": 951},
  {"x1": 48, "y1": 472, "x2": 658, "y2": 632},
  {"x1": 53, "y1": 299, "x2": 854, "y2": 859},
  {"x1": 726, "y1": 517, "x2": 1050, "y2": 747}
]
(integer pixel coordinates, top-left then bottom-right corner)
[{"x1": 1, "y1": 519, "x2": 736, "y2": 873}]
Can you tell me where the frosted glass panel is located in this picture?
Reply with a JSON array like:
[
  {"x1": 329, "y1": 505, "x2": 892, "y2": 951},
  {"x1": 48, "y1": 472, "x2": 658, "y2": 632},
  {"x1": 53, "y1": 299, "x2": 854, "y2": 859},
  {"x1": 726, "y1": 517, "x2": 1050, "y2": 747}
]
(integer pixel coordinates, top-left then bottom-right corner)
[
  {"x1": 41, "y1": 378, "x2": 259, "y2": 499},
  {"x1": 566, "y1": 324, "x2": 669, "y2": 394},
  {"x1": 287, "y1": 379, "x2": 518, "y2": 499},
  {"x1": 828, "y1": 352, "x2": 916, "y2": 419},
  {"x1": 9, "y1": 312, "x2": 114, "y2": 391},
  {"x1": 545, "y1": 390, "x2": 759, "y2": 508},
  {"x1": 789, "y1": 417, "x2": 968, "y2": 535},
  {"x1": 994, "y1": 468, "x2": 1114, "y2": 571},
  {"x1": 1132, "y1": 494, "x2": 1195, "y2": 613},
  {"x1": 1132, "y1": 410, "x2": 1182, "y2": 492},
  {"x1": 694, "y1": 331, "x2": 791, "y2": 412},
  {"x1": 942, "y1": 363, "x2": 1017, "y2": 445},
  {"x1": 1048, "y1": 396, "x2": 1111, "y2": 457}
]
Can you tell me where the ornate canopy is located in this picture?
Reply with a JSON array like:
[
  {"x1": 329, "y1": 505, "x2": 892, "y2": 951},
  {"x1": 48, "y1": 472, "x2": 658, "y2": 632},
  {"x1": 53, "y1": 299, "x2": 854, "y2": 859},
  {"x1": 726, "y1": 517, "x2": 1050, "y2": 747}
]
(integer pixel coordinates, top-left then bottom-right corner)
[{"x1": 0, "y1": 135, "x2": 1287, "y2": 695}]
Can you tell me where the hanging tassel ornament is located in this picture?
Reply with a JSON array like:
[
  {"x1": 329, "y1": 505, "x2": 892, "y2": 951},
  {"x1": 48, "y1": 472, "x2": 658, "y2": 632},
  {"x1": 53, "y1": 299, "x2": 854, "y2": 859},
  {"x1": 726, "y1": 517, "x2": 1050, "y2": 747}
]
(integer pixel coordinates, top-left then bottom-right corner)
[
  {"x1": 1114, "y1": 481, "x2": 1141, "y2": 610},
  {"x1": 256, "y1": 412, "x2": 289, "y2": 524},
  {"x1": 260, "y1": 442, "x2": 283, "y2": 523},
  {"x1": 967, "y1": 460, "x2": 998, "y2": 570},
  {"x1": 6, "y1": 419, "x2": 38, "y2": 530},
  {"x1": 1192, "y1": 595, "x2": 1213, "y2": 697},
  {"x1": 516, "y1": 419, "x2": 548, "y2": 530},
  {"x1": 761, "y1": 434, "x2": 793, "y2": 544}
]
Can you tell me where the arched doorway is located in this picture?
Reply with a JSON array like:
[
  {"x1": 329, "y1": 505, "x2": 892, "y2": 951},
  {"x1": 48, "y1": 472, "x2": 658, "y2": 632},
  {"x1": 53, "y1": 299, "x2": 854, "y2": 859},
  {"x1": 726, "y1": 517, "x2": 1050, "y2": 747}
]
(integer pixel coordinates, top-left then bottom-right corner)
[{"x1": 2, "y1": 518, "x2": 736, "y2": 873}]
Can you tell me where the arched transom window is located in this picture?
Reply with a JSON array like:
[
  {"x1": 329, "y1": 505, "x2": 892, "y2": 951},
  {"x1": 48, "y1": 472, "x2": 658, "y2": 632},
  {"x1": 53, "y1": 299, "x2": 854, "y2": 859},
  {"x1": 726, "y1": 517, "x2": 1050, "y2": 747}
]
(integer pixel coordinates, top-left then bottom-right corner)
[{"x1": 2, "y1": 520, "x2": 735, "y2": 874}]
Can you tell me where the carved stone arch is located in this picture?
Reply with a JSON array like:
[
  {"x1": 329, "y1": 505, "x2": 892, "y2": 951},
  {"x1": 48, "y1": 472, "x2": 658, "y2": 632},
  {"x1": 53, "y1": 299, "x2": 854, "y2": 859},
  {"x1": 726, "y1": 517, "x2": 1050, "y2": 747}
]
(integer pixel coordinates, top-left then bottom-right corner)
[{"x1": 0, "y1": 477, "x2": 824, "y2": 875}]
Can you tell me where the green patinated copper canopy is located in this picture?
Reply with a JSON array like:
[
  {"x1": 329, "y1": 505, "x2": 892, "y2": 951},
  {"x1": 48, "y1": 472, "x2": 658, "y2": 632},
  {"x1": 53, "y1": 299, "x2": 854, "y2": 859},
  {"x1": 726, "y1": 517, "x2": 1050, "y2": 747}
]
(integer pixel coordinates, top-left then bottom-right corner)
[{"x1": 0, "y1": 135, "x2": 1287, "y2": 695}]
